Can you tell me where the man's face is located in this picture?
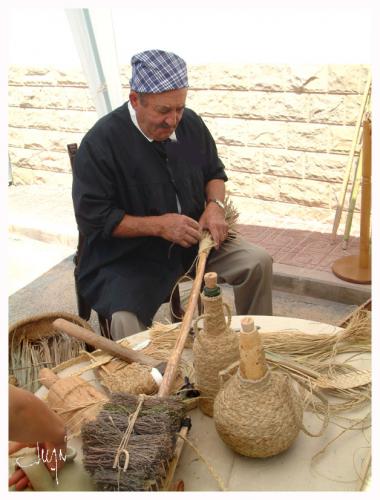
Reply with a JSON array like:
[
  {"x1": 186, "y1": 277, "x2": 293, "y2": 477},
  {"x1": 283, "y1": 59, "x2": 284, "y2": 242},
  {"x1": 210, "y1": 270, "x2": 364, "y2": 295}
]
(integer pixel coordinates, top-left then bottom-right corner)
[{"x1": 130, "y1": 88, "x2": 187, "y2": 141}]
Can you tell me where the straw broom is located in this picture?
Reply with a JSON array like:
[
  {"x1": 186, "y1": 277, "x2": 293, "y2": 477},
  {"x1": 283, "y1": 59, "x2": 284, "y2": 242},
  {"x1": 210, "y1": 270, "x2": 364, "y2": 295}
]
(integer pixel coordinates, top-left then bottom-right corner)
[{"x1": 78, "y1": 199, "x2": 239, "y2": 491}]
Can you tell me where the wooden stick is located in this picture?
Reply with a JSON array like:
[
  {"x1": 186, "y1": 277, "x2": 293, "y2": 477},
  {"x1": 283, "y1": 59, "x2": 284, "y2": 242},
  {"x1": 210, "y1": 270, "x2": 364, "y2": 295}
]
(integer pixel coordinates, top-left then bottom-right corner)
[
  {"x1": 331, "y1": 115, "x2": 371, "y2": 284},
  {"x1": 162, "y1": 422, "x2": 190, "y2": 490},
  {"x1": 52, "y1": 318, "x2": 163, "y2": 369},
  {"x1": 342, "y1": 91, "x2": 371, "y2": 249},
  {"x1": 158, "y1": 249, "x2": 210, "y2": 397},
  {"x1": 331, "y1": 76, "x2": 371, "y2": 242},
  {"x1": 359, "y1": 114, "x2": 371, "y2": 269}
]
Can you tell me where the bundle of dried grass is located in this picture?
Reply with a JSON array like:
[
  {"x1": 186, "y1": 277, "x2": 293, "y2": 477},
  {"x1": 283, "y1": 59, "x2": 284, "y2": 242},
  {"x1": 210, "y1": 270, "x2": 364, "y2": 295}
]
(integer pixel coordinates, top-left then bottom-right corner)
[
  {"x1": 266, "y1": 352, "x2": 371, "y2": 415},
  {"x1": 9, "y1": 313, "x2": 90, "y2": 392},
  {"x1": 260, "y1": 309, "x2": 371, "y2": 361},
  {"x1": 145, "y1": 322, "x2": 193, "y2": 353},
  {"x1": 98, "y1": 360, "x2": 158, "y2": 395},
  {"x1": 81, "y1": 393, "x2": 185, "y2": 491},
  {"x1": 261, "y1": 310, "x2": 371, "y2": 415}
]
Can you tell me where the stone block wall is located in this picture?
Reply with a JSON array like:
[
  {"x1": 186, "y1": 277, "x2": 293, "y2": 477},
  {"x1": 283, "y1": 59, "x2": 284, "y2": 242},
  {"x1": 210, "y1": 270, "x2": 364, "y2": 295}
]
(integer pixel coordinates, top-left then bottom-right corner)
[{"x1": 8, "y1": 64, "x2": 370, "y2": 232}]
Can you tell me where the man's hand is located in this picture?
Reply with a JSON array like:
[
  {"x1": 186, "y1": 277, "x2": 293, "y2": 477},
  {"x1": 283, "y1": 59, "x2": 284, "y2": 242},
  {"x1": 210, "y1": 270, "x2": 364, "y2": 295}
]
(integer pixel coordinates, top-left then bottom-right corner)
[
  {"x1": 199, "y1": 203, "x2": 228, "y2": 249},
  {"x1": 158, "y1": 214, "x2": 201, "y2": 248}
]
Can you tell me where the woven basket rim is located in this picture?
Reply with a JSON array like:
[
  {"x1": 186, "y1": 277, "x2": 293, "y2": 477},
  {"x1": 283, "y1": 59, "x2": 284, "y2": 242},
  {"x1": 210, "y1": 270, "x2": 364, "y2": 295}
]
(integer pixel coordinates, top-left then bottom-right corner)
[{"x1": 9, "y1": 311, "x2": 93, "y2": 343}]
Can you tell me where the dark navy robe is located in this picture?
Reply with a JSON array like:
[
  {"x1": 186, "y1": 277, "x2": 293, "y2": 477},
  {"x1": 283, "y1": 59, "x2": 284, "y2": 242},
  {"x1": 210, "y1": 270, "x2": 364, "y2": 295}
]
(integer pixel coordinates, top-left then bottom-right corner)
[{"x1": 72, "y1": 103, "x2": 227, "y2": 325}]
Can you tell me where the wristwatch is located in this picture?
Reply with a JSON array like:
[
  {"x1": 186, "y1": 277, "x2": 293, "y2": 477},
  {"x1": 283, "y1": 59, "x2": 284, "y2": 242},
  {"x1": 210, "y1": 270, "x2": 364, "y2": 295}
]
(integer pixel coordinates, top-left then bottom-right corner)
[{"x1": 207, "y1": 198, "x2": 225, "y2": 210}]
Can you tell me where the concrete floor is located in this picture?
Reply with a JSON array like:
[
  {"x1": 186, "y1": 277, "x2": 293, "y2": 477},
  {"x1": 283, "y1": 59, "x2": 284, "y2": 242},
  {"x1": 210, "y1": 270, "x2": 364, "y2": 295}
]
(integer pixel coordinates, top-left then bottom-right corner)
[{"x1": 8, "y1": 234, "x2": 74, "y2": 296}]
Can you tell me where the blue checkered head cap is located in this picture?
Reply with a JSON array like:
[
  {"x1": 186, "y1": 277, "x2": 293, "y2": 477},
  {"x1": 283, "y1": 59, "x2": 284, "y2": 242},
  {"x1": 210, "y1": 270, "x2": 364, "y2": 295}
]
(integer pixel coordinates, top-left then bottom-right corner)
[{"x1": 130, "y1": 49, "x2": 188, "y2": 93}]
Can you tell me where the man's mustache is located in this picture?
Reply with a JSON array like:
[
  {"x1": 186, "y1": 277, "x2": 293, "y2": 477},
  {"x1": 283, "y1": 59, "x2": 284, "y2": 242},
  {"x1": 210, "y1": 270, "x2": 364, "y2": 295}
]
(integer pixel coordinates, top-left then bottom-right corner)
[{"x1": 159, "y1": 123, "x2": 173, "y2": 129}]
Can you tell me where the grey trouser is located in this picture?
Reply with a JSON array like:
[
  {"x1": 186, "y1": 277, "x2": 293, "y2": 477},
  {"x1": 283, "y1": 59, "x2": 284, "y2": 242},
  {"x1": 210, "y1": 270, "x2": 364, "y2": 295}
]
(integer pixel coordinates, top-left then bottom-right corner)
[{"x1": 111, "y1": 236, "x2": 272, "y2": 340}]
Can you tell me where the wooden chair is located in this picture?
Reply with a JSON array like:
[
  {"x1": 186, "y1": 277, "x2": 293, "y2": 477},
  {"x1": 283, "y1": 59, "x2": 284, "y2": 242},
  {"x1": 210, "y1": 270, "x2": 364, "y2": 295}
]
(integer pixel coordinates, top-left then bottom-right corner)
[{"x1": 67, "y1": 143, "x2": 184, "y2": 339}]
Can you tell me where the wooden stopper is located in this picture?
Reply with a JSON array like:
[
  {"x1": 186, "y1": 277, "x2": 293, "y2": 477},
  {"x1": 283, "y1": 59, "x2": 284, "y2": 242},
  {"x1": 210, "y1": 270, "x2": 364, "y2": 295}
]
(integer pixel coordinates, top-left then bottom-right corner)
[
  {"x1": 239, "y1": 317, "x2": 267, "y2": 380},
  {"x1": 204, "y1": 272, "x2": 217, "y2": 289},
  {"x1": 241, "y1": 317, "x2": 255, "y2": 333}
]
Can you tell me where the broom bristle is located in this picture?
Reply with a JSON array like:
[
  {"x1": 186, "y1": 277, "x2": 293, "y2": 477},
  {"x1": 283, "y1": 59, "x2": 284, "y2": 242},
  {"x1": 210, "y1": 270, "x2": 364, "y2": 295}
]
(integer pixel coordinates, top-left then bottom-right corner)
[{"x1": 81, "y1": 393, "x2": 185, "y2": 491}]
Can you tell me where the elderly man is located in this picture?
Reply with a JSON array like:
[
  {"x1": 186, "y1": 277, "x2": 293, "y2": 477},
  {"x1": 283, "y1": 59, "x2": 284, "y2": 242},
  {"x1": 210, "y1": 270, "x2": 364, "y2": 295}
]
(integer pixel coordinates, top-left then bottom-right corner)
[{"x1": 73, "y1": 49, "x2": 272, "y2": 340}]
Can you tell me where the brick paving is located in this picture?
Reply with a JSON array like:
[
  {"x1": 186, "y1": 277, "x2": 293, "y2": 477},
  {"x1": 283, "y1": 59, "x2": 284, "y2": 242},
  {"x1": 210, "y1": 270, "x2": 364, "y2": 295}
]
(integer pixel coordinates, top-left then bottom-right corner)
[
  {"x1": 237, "y1": 224, "x2": 361, "y2": 273},
  {"x1": 9, "y1": 185, "x2": 364, "y2": 276}
]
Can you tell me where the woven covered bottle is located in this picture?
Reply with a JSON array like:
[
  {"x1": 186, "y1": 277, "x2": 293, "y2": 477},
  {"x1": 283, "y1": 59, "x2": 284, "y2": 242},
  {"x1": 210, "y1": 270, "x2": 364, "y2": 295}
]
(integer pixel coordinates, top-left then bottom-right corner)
[
  {"x1": 213, "y1": 317, "x2": 303, "y2": 457},
  {"x1": 193, "y1": 272, "x2": 239, "y2": 416}
]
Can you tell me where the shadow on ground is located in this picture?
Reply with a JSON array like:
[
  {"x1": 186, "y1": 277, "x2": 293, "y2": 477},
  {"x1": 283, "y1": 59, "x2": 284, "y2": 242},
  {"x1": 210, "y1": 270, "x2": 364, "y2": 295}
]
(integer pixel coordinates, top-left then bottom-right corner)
[{"x1": 9, "y1": 255, "x2": 358, "y2": 333}]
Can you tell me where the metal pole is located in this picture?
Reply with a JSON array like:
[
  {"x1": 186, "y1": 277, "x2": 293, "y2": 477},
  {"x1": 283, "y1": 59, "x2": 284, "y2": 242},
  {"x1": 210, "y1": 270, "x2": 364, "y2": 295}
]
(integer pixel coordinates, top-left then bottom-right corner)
[{"x1": 65, "y1": 8, "x2": 123, "y2": 118}]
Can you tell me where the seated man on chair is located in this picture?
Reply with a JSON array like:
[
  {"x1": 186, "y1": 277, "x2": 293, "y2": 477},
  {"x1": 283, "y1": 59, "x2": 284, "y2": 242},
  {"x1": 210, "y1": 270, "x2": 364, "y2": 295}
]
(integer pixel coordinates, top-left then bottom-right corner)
[{"x1": 72, "y1": 49, "x2": 273, "y2": 341}]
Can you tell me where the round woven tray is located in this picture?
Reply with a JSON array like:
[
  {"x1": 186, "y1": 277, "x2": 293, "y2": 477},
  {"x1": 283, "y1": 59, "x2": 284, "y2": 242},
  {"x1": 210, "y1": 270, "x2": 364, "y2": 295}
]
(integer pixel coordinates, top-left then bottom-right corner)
[{"x1": 9, "y1": 312, "x2": 94, "y2": 390}]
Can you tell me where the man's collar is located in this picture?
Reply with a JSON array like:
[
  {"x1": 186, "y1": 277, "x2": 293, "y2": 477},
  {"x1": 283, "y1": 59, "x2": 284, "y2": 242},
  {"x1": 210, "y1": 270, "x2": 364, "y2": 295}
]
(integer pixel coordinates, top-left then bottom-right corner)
[{"x1": 128, "y1": 101, "x2": 177, "y2": 142}]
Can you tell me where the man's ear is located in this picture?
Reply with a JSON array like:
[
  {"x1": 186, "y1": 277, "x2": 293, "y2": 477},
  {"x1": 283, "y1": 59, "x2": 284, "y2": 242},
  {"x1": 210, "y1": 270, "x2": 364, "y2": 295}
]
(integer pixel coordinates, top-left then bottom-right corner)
[{"x1": 129, "y1": 91, "x2": 138, "y2": 109}]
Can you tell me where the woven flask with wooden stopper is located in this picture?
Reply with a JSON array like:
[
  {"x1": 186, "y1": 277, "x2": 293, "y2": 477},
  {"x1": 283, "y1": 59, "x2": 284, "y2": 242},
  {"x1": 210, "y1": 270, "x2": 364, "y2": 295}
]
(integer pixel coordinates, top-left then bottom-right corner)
[
  {"x1": 193, "y1": 272, "x2": 239, "y2": 417},
  {"x1": 213, "y1": 317, "x2": 303, "y2": 457}
]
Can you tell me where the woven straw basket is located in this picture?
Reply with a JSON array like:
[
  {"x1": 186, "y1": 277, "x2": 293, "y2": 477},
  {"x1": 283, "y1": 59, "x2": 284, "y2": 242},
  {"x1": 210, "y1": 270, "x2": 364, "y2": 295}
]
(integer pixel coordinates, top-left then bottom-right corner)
[{"x1": 9, "y1": 312, "x2": 93, "y2": 391}]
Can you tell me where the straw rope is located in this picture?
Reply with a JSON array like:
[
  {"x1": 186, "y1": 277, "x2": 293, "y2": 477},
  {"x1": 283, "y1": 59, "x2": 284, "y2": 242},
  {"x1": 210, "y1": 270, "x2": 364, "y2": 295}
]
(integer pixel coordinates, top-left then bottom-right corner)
[
  {"x1": 113, "y1": 394, "x2": 146, "y2": 472},
  {"x1": 176, "y1": 433, "x2": 227, "y2": 491},
  {"x1": 311, "y1": 412, "x2": 370, "y2": 484}
]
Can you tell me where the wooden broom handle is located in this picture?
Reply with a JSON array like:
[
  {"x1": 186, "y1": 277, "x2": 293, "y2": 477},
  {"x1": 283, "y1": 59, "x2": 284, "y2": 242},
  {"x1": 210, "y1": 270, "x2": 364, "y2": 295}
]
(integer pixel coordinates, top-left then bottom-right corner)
[
  {"x1": 52, "y1": 318, "x2": 163, "y2": 368},
  {"x1": 158, "y1": 249, "x2": 209, "y2": 397}
]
